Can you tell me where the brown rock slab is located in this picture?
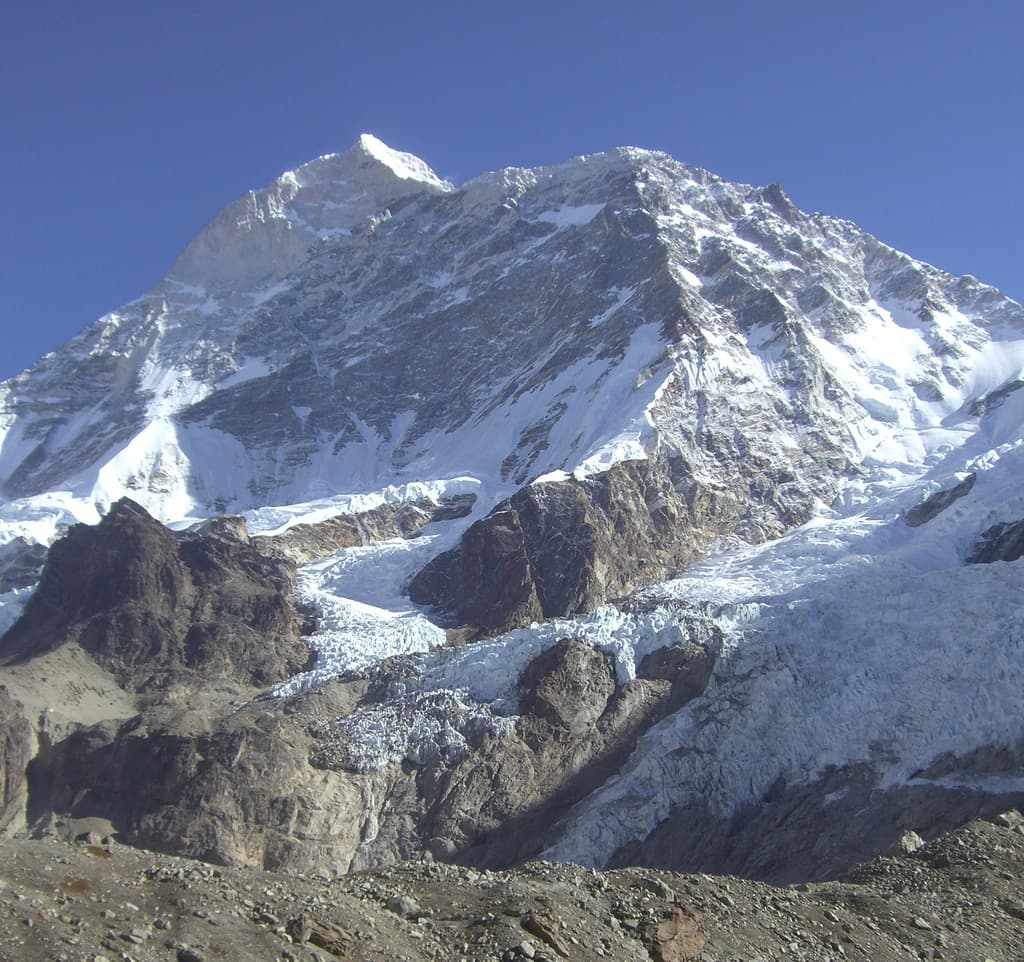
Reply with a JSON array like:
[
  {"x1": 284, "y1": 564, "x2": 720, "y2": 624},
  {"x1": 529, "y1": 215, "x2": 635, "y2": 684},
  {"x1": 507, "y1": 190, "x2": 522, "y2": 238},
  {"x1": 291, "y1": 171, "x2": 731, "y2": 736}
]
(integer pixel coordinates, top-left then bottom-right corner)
[
  {"x1": 521, "y1": 913, "x2": 571, "y2": 958},
  {"x1": 0, "y1": 686, "x2": 31, "y2": 832},
  {"x1": 642, "y1": 905, "x2": 706, "y2": 962},
  {"x1": 1, "y1": 498, "x2": 308, "y2": 690}
]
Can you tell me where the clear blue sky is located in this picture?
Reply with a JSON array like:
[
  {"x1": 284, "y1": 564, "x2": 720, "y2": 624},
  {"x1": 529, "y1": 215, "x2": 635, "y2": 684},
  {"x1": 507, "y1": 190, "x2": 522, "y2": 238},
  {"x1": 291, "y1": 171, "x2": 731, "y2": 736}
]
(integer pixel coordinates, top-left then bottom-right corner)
[{"x1": 1, "y1": 1, "x2": 1021, "y2": 381}]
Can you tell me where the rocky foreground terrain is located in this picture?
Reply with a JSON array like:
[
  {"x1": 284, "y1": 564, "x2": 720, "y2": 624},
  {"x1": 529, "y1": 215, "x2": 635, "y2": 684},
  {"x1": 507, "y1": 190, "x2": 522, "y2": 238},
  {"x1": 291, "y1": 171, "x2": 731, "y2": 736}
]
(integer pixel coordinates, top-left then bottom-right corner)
[{"x1": 1, "y1": 812, "x2": 1022, "y2": 962}]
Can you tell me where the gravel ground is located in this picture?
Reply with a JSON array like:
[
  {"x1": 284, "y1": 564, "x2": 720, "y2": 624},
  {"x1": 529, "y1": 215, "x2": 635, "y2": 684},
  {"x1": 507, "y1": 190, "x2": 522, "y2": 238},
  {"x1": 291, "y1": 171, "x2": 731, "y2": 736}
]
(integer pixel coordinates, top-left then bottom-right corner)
[{"x1": 1, "y1": 812, "x2": 1022, "y2": 962}]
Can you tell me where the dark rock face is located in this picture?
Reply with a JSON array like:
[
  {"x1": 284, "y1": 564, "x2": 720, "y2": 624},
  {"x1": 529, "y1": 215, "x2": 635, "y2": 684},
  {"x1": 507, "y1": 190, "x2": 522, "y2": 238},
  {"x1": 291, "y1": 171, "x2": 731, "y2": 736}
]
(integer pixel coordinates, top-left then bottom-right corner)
[
  {"x1": 1, "y1": 499, "x2": 308, "y2": 690},
  {"x1": 0, "y1": 537, "x2": 48, "y2": 593},
  {"x1": 409, "y1": 458, "x2": 743, "y2": 636},
  {"x1": 968, "y1": 376, "x2": 1024, "y2": 416},
  {"x1": 0, "y1": 686, "x2": 31, "y2": 832},
  {"x1": 410, "y1": 502, "x2": 543, "y2": 636},
  {"x1": 967, "y1": 518, "x2": 1024, "y2": 564},
  {"x1": 406, "y1": 632, "x2": 719, "y2": 868},
  {"x1": 637, "y1": 640, "x2": 717, "y2": 701},
  {"x1": 903, "y1": 473, "x2": 975, "y2": 527},
  {"x1": 519, "y1": 638, "x2": 617, "y2": 733}
]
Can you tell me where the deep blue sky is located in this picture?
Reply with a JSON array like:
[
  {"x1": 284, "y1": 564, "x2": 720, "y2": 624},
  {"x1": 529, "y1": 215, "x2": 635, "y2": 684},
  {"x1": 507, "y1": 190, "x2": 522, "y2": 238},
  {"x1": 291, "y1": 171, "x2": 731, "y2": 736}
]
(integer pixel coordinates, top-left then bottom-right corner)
[{"x1": 1, "y1": 1, "x2": 1021, "y2": 380}]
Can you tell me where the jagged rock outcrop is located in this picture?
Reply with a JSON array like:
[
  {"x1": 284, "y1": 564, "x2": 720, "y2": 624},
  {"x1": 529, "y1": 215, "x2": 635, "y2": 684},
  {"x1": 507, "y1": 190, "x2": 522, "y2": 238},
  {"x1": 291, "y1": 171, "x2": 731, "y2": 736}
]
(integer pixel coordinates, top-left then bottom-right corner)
[
  {"x1": 0, "y1": 686, "x2": 31, "y2": 833},
  {"x1": 968, "y1": 376, "x2": 1024, "y2": 417},
  {"x1": 409, "y1": 634, "x2": 718, "y2": 867},
  {"x1": 967, "y1": 517, "x2": 1024, "y2": 564},
  {"x1": 26, "y1": 696, "x2": 382, "y2": 872},
  {"x1": 519, "y1": 638, "x2": 617, "y2": 732},
  {"x1": 410, "y1": 457, "x2": 759, "y2": 636},
  {"x1": 1, "y1": 499, "x2": 308, "y2": 690},
  {"x1": 903, "y1": 473, "x2": 976, "y2": 527}
]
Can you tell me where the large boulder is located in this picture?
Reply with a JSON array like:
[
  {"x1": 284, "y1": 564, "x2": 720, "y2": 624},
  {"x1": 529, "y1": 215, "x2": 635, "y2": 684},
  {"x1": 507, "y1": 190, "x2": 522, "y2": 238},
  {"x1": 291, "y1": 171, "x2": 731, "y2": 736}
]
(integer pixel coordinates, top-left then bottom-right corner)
[
  {"x1": 0, "y1": 686, "x2": 32, "y2": 833},
  {"x1": 967, "y1": 518, "x2": 1024, "y2": 564}
]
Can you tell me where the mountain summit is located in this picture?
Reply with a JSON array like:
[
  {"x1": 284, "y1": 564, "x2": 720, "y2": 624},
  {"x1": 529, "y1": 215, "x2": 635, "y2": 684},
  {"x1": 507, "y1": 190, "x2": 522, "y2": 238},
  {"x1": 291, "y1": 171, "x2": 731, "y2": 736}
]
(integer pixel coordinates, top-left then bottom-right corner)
[
  {"x1": 1, "y1": 138, "x2": 1024, "y2": 883},
  {"x1": 168, "y1": 133, "x2": 452, "y2": 292}
]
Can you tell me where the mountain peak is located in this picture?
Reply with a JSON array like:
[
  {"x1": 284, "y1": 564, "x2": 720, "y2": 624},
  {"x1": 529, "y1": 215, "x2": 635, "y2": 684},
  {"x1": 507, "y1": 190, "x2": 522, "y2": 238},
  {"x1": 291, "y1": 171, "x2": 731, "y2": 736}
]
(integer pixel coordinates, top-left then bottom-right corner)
[
  {"x1": 166, "y1": 135, "x2": 450, "y2": 291},
  {"x1": 348, "y1": 133, "x2": 451, "y2": 190}
]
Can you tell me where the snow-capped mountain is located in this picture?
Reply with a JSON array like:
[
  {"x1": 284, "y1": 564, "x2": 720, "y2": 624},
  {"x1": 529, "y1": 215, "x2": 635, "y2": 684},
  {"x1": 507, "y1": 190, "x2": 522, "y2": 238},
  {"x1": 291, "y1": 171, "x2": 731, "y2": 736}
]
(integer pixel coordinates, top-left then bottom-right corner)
[
  {"x1": 1, "y1": 136, "x2": 1023, "y2": 880},
  {"x1": 4, "y1": 133, "x2": 1019, "y2": 536}
]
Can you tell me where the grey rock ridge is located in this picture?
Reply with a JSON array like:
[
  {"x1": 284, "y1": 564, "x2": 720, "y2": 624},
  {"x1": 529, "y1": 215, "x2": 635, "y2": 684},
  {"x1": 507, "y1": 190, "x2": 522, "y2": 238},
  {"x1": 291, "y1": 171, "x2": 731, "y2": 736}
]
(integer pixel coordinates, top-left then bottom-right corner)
[
  {"x1": 3, "y1": 133, "x2": 1014, "y2": 520},
  {"x1": 2, "y1": 132, "x2": 1024, "y2": 918},
  {"x1": 256, "y1": 492, "x2": 476, "y2": 564}
]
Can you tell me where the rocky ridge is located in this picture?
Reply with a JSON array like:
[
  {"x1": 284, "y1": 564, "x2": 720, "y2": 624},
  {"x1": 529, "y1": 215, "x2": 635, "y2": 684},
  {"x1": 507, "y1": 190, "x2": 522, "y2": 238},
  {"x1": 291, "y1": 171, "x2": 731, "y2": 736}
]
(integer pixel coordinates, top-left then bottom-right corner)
[
  {"x1": 256, "y1": 493, "x2": 476, "y2": 565},
  {"x1": 1, "y1": 499, "x2": 307, "y2": 691},
  {"x1": 4, "y1": 135, "x2": 1014, "y2": 534},
  {"x1": 409, "y1": 453, "x2": 809, "y2": 638}
]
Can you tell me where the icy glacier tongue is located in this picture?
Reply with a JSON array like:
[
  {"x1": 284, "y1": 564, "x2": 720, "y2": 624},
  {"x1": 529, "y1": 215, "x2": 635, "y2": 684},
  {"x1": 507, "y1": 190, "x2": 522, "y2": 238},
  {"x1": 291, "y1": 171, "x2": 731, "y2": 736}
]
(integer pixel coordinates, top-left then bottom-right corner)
[
  {"x1": 536, "y1": 398, "x2": 1024, "y2": 871},
  {"x1": 265, "y1": 503, "x2": 480, "y2": 695}
]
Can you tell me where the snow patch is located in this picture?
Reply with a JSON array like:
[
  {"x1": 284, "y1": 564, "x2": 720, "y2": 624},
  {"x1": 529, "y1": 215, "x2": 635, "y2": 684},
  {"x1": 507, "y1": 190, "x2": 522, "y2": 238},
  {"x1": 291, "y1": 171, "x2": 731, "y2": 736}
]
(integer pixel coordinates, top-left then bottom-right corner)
[{"x1": 535, "y1": 203, "x2": 604, "y2": 227}]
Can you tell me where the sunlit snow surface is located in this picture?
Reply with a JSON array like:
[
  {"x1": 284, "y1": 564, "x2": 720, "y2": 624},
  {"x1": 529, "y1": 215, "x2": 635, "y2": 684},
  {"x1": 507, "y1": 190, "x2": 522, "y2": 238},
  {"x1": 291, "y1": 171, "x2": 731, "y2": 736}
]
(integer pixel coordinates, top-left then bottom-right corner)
[
  {"x1": 355, "y1": 133, "x2": 452, "y2": 190},
  {"x1": 245, "y1": 477, "x2": 491, "y2": 696}
]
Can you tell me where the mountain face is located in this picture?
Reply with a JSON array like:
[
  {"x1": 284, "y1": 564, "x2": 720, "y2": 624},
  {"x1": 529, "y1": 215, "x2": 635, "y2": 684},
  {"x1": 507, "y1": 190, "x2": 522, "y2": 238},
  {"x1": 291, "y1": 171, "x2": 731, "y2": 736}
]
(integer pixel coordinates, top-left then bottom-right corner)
[
  {"x1": 9, "y1": 132, "x2": 1015, "y2": 526},
  {"x1": 1, "y1": 136, "x2": 1024, "y2": 884}
]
